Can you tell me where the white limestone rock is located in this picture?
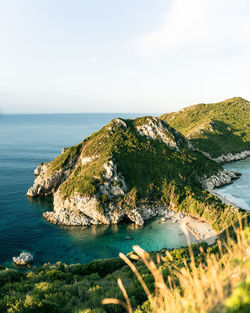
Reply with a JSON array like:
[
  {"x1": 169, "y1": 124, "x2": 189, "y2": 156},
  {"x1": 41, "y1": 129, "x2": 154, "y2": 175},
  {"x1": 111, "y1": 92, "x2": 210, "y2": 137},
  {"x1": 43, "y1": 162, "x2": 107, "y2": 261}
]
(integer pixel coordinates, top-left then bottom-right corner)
[
  {"x1": 200, "y1": 150, "x2": 250, "y2": 163},
  {"x1": 27, "y1": 164, "x2": 72, "y2": 197},
  {"x1": 101, "y1": 160, "x2": 127, "y2": 196},
  {"x1": 81, "y1": 155, "x2": 99, "y2": 166},
  {"x1": 213, "y1": 150, "x2": 250, "y2": 163},
  {"x1": 136, "y1": 117, "x2": 194, "y2": 151},
  {"x1": 201, "y1": 169, "x2": 241, "y2": 190},
  {"x1": 43, "y1": 207, "x2": 92, "y2": 226},
  {"x1": 13, "y1": 252, "x2": 33, "y2": 266},
  {"x1": 113, "y1": 118, "x2": 127, "y2": 128}
]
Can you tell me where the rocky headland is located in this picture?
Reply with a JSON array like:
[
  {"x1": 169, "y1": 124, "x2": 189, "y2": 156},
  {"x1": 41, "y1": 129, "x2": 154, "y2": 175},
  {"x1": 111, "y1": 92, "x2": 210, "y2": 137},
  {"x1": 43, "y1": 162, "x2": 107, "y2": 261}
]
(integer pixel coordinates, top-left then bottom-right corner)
[
  {"x1": 27, "y1": 117, "x2": 197, "y2": 227},
  {"x1": 160, "y1": 97, "x2": 250, "y2": 212},
  {"x1": 27, "y1": 115, "x2": 245, "y2": 232}
]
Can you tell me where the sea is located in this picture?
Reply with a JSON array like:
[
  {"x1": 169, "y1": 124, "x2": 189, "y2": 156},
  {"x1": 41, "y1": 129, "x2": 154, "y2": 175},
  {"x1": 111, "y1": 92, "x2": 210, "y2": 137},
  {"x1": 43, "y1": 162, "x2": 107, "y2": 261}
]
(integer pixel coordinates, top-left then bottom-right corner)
[
  {"x1": 215, "y1": 157, "x2": 250, "y2": 211},
  {"x1": 0, "y1": 114, "x2": 249, "y2": 266}
]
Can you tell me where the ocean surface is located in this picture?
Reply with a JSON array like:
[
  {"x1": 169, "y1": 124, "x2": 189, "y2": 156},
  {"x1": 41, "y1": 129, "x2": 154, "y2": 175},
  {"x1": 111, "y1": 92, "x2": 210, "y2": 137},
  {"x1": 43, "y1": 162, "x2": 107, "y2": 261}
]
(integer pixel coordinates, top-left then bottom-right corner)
[
  {"x1": 0, "y1": 113, "x2": 198, "y2": 267},
  {"x1": 215, "y1": 157, "x2": 250, "y2": 211}
]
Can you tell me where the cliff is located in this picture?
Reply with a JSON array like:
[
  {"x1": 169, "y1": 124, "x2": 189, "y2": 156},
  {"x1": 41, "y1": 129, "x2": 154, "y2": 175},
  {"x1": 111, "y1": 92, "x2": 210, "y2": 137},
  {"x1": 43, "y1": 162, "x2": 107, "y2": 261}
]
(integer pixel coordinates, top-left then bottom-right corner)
[{"x1": 27, "y1": 116, "x2": 243, "y2": 230}]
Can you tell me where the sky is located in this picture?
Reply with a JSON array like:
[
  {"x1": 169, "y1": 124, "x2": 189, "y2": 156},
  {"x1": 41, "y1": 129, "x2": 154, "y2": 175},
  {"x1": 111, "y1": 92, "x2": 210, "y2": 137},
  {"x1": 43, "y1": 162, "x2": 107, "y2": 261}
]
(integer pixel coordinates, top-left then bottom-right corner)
[{"x1": 0, "y1": 0, "x2": 250, "y2": 114}]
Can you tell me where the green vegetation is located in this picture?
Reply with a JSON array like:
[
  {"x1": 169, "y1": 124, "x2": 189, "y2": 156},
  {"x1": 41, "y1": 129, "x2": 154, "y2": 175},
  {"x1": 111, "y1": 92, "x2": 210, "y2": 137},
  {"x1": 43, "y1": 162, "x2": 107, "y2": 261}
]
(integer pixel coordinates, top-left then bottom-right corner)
[
  {"x1": 49, "y1": 144, "x2": 83, "y2": 174},
  {"x1": 40, "y1": 115, "x2": 247, "y2": 231},
  {"x1": 58, "y1": 125, "x2": 113, "y2": 198},
  {"x1": 3, "y1": 100, "x2": 250, "y2": 312},
  {"x1": 160, "y1": 97, "x2": 250, "y2": 158},
  {"x1": 1, "y1": 224, "x2": 249, "y2": 313}
]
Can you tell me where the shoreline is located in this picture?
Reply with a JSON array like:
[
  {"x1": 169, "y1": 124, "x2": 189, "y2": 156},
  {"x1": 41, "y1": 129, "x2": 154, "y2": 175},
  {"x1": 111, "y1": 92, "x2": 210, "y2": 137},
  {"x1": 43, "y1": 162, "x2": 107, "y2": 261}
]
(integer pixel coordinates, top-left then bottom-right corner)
[
  {"x1": 178, "y1": 216, "x2": 218, "y2": 244},
  {"x1": 160, "y1": 209, "x2": 218, "y2": 245},
  {"x1": 201, "y1": 150, "x2": 250, "y2": 164},
  {"x1": 204, "y1": 155, "x2": 250, "y2": 210},
  {"x1": 176, "y1": 155, "x2": 249, "y2": 244},
  {"x1": 209, "y1": 155, "x2": 250, "y2": 210},
  {"x1": 23, "y1": 156, "x2": 248, "y2": 266},
  {"x1": 208, "y1": 189, "x2": 242, "y2": 209}
]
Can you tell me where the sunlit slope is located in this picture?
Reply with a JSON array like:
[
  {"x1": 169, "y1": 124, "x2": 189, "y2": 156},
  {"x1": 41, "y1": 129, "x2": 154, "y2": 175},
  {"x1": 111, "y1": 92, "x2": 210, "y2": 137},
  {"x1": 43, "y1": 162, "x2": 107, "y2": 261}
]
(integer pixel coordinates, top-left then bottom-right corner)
[{"x1": 160, "y1": 97, "x2": 250, "y2": 158}]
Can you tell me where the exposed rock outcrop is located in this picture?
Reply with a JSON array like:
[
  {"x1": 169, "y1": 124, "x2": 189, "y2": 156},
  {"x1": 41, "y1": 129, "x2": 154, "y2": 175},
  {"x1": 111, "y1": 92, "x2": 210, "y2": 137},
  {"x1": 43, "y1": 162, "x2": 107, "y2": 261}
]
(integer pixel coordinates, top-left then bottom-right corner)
[
  {"x1": 13, "y1": 252, "x2": 33, "y2": 266},
  {"x1": 136, "y1": 117, "x2": 194, "y2": 151},
  {"x1": 213, "y1": 150, "x2": 250, "y2": 163},
  {"x1": 201, "y1": 169, "x2": 241, "y2": 190},
  {"x1": 43, "y1": 199, "x2": 168, "y2": 227},
  {"x1": 27, "y1": 164, "x2": 69, "y2": 197},
  {"x1": 101, "y1": 160, "x2": 127, "y2": 196},
  {"x1": 27, "y1": 115, "x2": 229, "y2": 228},
  {"x1": 81, "y1": 155, "x2": 99, "y2": 166},
  {"x1": 200, "y1": 150, "x2": 250, "y2": 163}
]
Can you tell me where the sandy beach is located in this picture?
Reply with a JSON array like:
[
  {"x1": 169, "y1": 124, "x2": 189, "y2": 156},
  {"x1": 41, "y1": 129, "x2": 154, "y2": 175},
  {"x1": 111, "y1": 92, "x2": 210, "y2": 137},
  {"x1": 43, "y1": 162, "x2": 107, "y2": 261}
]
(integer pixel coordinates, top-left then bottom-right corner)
[
  {"x1": 161, "y1": 210, "x2": 218, "y2": 245},
  {"x1": 178, "y1": 215, "x2": 218, "y2": 244}
]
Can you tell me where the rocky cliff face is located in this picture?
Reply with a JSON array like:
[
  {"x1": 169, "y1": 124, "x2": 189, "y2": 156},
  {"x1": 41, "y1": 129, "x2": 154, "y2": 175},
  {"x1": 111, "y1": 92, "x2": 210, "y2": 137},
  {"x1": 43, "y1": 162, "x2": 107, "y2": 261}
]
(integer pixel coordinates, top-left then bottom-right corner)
[
  {"x1": 201, "y1": 169, "x2": 241, "y2": 190},
  {"x1": 27, "y1": 163, "x2": 71, "y2": 197},
  {"x1": 27, "y1": 145, "x2": 80, "y2": 197},
  {"x1": 212, "y1": 151, "x2": 250, "y2": 163},
  {"x1": 27, "y1": 116, "x2": 224, "y2": 227},
  {"x1": 135, "y1": 117, "x2": 194, "y2": 151},
  {"x1": 43, "y1": 197, "x2": 168, "y2": 227}
]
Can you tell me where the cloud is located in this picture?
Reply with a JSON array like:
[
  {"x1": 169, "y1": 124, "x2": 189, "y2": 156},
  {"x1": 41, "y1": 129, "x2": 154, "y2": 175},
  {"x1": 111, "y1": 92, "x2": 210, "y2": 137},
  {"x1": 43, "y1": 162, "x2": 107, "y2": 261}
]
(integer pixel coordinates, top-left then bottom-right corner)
[
  {"x1": 88, "y1": 56, "x2": 100, "y2": 64},
  {"x1": 131, "y1": 0, "x2": 250, "y2": 57}
]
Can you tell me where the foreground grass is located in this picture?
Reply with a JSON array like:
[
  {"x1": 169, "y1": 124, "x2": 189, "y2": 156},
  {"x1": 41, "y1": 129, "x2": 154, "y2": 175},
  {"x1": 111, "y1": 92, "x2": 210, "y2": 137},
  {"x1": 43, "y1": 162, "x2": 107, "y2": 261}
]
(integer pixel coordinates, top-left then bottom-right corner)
[{"x1": 104, "y1": 223, "x2": 250, "y2": 313}]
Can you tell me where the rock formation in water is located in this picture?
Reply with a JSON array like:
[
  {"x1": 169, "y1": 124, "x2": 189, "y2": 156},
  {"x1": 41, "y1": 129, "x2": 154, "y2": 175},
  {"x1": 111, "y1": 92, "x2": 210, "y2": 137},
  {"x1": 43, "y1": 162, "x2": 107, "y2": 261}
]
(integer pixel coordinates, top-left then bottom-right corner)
[
  {"x1": 28, "y1": 116, "x2": 233, "y2": 227},
  {"x1": 13, "y1": 252, "x2": 33, "y2": 266}
]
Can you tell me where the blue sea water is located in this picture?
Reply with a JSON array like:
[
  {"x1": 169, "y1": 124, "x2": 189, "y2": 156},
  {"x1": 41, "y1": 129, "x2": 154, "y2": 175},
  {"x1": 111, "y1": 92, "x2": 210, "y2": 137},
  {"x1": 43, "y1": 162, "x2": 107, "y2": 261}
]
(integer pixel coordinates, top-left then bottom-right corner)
[
  {"x1": 215, "y1": 157, "x2": 250, "y2": 211},
  {"x1": 0, "y1": 113, "x2": 198, "y2": 267}
]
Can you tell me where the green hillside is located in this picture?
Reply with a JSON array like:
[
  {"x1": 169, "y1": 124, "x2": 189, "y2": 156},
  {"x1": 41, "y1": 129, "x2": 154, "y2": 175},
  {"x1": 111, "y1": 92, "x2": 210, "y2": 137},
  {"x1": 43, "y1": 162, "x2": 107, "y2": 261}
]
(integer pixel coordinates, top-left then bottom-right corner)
[
  {"x1": 54, "y1": 116, "x2": 218, "y2": 202},
  {"x1": 160, "y1": 97, "x2": 250, "y2": 158},
  {"x1": 28, "y1": 116, "x2": 242, "y2": 230}
]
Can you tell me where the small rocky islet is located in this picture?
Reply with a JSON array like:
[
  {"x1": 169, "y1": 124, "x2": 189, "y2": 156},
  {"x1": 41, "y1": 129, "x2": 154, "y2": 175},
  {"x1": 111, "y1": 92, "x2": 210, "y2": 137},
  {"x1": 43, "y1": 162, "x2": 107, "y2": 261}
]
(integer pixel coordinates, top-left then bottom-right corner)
[
  {"x1": 27, "y1": 97, "x2": 250, "y2": 232},
  {"x1": 13, "y1": 252, "x2": 33, "y2": 266}
]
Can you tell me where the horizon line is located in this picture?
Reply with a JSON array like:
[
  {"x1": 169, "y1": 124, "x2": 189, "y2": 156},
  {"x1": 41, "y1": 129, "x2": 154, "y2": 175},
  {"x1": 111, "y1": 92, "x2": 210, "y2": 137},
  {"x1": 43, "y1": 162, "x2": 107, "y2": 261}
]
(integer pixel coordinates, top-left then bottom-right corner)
[{"x1": 1, "y1": 111, "x2": 161, "y2": 115}]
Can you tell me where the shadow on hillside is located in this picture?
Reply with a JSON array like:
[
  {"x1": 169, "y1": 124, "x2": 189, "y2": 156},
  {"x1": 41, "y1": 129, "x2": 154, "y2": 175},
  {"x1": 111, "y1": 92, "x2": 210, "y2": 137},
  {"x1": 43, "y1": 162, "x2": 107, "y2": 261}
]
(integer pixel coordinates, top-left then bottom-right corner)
[{"x1": 190, "y1": 120, "x2": 250, "y2": 158}]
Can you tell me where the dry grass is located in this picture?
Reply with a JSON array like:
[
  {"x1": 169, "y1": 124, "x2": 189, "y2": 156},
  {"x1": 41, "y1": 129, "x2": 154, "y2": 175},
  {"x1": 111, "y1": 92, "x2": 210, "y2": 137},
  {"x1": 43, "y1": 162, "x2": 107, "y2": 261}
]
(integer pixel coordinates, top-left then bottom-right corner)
[{"x1": 102, "y1": 222, "x2": 250, "y2": 313}]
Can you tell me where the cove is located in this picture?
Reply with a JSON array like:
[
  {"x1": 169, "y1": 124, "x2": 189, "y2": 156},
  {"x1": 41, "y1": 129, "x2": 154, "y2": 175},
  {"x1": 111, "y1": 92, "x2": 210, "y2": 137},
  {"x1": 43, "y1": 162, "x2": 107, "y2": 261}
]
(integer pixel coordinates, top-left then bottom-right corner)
[{"x1": 0, "y1": 113, "x2": 197, "y2": 267}]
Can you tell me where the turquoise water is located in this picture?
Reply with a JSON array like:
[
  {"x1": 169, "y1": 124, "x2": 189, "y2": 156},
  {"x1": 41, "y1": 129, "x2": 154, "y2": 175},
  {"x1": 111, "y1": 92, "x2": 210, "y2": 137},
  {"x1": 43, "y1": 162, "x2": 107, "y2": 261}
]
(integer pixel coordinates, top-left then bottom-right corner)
[
  {"x1": 0, "y1": 114, "x2": 197, "y2": 267},
  {"x1": 215, "y1": 157, "x2": 250, "y2": 211}
]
